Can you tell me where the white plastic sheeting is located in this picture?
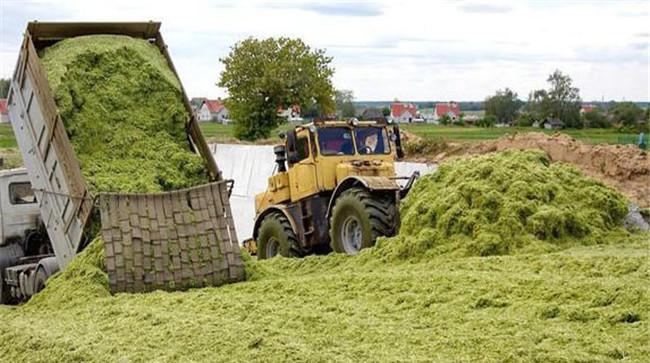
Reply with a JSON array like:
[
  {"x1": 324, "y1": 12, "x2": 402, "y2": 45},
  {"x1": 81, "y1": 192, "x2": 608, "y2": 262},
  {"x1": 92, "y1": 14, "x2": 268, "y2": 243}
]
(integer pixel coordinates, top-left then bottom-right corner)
[{"x1": 211, "y1": 144, "x2": 436, "y2": 241}]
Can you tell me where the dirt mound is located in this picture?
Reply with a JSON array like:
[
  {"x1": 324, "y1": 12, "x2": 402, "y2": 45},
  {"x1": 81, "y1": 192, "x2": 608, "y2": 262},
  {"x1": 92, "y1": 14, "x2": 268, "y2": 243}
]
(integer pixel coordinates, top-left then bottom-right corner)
[
  {"x1": 409, "y1": 132, "x2": 649, "y2": 207},
  {"x1": 376, "y1": 150, "x2": 630, "y2": 260}
]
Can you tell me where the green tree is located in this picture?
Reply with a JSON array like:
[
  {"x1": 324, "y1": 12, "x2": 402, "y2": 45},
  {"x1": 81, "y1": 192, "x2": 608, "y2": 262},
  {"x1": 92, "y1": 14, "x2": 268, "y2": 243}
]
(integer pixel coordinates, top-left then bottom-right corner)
[
  {"x1": 484, "y1": 88, "x2": 520, "y2": 124},
  {"x1": 477, "y1": 115, "x2": 497, "y2": 127},
  {"x1": 515, "y1": 112, "x2": 534, "y2": 127},
  {"x1": 336, "y1": 89, "x2": 356, "y2": 118},
  {"x1": 439, "y1": 114, "x2": 451, "y2": 126},
  {"x1": 611, "y1": 102, "x2": 643, "y2": 128},
  {"x1": 218, "y1": 37, "x2": 335, "y2": 140},
  {"x1": 381, "y1": 106, "x2": 390, "y2": 117},
  {"x1": 527, "y1": 70, "x2": 582, "y2": 128},
  {"x1": 582, "y1": 108, "x2": 610, "y2": 128},
  {"x1": 546, "y1": 70, "x2": 582, "y2": 127},
  {"x1": 0, "y1": 78, "x2": 10, "y2": 98}
]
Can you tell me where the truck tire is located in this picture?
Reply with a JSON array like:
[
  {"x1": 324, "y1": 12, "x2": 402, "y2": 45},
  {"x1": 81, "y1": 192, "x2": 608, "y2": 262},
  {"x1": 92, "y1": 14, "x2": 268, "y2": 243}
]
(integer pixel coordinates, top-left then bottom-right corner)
[
  {"x1": 329, "y1": 187, "x2": 397, "y2": 255},
  {"x1": 33, "y1": 266, "x2": 48, "y2": 294},
  {"x1": 256, "y1": 213, "x2": 299, "y2": 260},
  {"x1": 0, "y1": 270, "x2": 12, "y2": 304}
]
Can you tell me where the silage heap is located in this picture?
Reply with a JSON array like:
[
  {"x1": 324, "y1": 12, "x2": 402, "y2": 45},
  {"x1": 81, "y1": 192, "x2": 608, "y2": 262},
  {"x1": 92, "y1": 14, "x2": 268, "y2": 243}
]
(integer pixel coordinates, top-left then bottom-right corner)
[
  {"x1": 24, "y1": 35, "x2": 211, "y2": 304},
  {"x1": 40, "y1": 35, "x2": 208, "y2": 194},
  {"x1": 375, "y1": 149, "x2": 630, "y2": 260}
]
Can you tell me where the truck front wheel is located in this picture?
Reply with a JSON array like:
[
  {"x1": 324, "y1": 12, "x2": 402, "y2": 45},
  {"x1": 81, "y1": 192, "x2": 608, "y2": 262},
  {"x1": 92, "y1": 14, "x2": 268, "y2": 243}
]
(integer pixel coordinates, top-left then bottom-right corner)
[
  {"x1": 256, "y1": 213, "x2": 300, "y2": 260},
  {"x1": 329, "y1": 187, "x2": 397, "y2": 255}
]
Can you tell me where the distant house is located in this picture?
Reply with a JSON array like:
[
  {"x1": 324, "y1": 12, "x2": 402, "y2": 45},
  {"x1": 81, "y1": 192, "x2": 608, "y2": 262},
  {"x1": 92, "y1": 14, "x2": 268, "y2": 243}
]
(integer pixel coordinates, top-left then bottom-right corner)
[
  {"x1": 0, "y1": 99, "x2": 8, "y2": 123},
  {"x1": 580, "y1": 104, "x2": 596, "y2": 114},
  {"x1": 542, "y1": 118, "x2": 564, "y2": 130},
  {"x1": 190, "y1": 97, "x2": 207, "y2": 112},
  {"x1": 196, "y1": 99, "x2": 229, "y2": 123},
  {"x1": 278, "y1": 105, "x2": 302, "y2": 122},
  {"x1": 361, "y1": 108, "x2": 385, "y2": 121},
  {"x1": 434, "y1": 102, "x2": 461, "y2": 122},
  {"x1": 390, "y1": 102, "x2": 419, "y2": 123}
]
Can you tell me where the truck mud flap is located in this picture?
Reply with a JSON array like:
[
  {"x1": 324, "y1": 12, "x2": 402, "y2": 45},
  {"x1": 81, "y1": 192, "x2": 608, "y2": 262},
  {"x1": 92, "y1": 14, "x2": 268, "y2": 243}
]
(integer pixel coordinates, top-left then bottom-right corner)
[{"x1": 98, "y1": 181, "x2": 244, "y2": 294}]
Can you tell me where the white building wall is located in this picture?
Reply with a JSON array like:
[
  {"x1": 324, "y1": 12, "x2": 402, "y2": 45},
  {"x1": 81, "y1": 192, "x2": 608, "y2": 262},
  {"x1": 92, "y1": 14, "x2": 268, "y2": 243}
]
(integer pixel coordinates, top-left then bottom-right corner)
[{"x1": 197, "y1": 104, "x2": 212, "y2": 122}]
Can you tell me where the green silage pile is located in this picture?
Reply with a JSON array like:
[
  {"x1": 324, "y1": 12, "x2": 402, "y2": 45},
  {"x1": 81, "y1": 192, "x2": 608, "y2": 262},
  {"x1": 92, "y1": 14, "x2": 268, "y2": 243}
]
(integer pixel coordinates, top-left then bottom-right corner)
[
  {"x1": 40, "y1": 35, "x2": 208, "y2": 193},
  {"x1": 376, "y1": 150, "x2": 630, "y2": 259}
]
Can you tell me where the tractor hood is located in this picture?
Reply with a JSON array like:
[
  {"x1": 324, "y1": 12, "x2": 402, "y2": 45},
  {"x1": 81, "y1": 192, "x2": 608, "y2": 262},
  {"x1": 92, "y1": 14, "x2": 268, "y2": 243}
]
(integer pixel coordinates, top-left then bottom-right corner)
[{"x1": 335, "y1": 159, "x2": 396, "y2": 182}]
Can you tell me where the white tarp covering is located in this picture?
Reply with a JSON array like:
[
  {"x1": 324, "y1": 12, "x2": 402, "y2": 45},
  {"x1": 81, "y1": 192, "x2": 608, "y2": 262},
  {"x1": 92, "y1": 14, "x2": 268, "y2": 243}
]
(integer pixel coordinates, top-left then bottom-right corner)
[{"x1": 211, "y1": 143, "x2": 436, "y2": 241}]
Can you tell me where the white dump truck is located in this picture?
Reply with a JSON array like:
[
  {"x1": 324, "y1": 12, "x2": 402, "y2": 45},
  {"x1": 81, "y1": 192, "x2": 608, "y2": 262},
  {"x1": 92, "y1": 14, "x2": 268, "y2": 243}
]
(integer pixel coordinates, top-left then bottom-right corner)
[{"x1": 0, "y1": 22, "x2": 244, "y2": 304}]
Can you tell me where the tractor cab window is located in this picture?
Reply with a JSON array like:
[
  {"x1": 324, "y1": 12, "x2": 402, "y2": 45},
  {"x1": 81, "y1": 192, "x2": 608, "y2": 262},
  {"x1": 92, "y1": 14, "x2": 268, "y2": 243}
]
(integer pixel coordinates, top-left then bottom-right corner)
[
  {"x1": 317, "y1": 127, "x2": 354, "y2": 156},
  {"x1": 295, "y1": 136, "x2": 310, "y2": 161},
  {"x1": 355, "y1": 127, "x2": 390, "y2": 155},
  {"x1": 9, "y1": 182, "x2": 36, "y2": 205}
]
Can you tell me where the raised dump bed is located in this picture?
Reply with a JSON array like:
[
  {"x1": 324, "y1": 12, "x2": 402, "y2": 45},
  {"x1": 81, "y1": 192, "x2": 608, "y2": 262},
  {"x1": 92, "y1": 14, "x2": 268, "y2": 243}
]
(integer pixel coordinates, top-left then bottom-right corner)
[{"x1": 5, "y1": 22, "x2": 243, "y2": 297}]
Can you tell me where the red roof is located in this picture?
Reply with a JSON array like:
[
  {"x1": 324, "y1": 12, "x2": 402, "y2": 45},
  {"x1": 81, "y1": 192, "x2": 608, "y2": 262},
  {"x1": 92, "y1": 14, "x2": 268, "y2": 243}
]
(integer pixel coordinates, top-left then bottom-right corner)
[
  {"x1": 204, "y1": 99, "x2": 225, "y2": 113},
  {"x1": 435, "y1": 102, "x2": 460, "y2": 117},
  {"x1": 0, "y1": 99, "x2": 7, "y2": 114},
  {"x1": 390, "y1": 103, "x2": 418, "y2": 118},
  {"x1": 580, "y1": 104, "x2": 596, "y2": 113}
]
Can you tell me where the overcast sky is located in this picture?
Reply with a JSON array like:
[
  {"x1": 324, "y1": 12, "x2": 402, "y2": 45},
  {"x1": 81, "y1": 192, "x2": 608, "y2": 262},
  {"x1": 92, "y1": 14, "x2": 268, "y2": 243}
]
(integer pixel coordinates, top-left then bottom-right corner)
[{"x1": 1, "y1": 0, "x2": 648, "y2": 101}]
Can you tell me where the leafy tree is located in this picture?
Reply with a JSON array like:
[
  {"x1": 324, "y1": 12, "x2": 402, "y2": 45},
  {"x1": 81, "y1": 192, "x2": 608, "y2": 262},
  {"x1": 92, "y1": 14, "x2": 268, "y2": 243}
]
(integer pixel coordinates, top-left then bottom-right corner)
[
  {"x1": 439, "y1": 114, "x2": 451, "y2": 126},
  {"x1": 336, "y1": 89, "x2": 356, "y2": 118},
  {"x1": 477, "y1": 115, "x2": 497, "y2": 128},
  {"x1": 484, "y1": 88, "x2": 520, "y2": 124},
  {"x1": 582, "y1": 108, "x2": 610, "y2": 128},
  {"x1": 381, "y1": 106, "x2": 390, "y2": 117},
  {"x1": 611, "y1": 102, "x2": 643, "y2": 128},
  {"x1": 0, "y1": 78, "x2": 10, "y2": 98},
  {"x1": 546, "y1": 70, "x2": 582, "y2": 127},
  {"x1": 515, "y1": 112, "x2": 535, "y2": 127},
  {"x1": 218, "y1": 37, "x2": 335, "y2": 140},
  {"x1": 527, "y1": 70, "x2": 582, "y2": 128}
]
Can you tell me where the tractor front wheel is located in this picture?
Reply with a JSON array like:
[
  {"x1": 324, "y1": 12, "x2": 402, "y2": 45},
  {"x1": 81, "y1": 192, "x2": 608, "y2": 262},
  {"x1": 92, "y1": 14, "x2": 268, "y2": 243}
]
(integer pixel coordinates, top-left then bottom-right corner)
[
  {"x1": 329, "y1": 187, "x2": 397, "y2": 255},
  {"x1": 256, "y1": 213, "x2": 300, "y2": 260}
]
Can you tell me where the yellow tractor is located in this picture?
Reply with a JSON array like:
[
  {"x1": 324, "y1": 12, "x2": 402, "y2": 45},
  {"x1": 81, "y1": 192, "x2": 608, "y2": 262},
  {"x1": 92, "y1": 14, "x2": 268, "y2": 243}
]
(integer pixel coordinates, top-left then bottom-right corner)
[{"x1": 252, "y1": 119, "x2": 419, "y2": 258}]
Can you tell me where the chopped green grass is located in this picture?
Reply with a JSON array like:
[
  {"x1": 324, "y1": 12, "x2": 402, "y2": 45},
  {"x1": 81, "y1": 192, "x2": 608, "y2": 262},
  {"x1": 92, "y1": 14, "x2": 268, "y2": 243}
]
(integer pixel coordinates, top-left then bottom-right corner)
[
  {"x1": 0, "y1": 237, "x2": 647, "y2": 362},
  {"x1": 377, "y1": 150, "x2": 629, "y2": 260},
  {"x1": 39, "y1": 35, "x2": 208, "y2": 194}
]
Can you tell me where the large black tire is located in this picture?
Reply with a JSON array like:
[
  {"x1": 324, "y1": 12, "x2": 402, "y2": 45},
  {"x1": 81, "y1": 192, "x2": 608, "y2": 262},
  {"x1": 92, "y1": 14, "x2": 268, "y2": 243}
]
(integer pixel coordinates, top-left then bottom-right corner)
[
  {"x1": 256, "y1": 213, "x2": 300, "y2": 260},
  {"x1": 0, "y1": 270, "x2": 13, "y2": 305},
  {"x1": 329, "y1": 187, "x2": 397, "y2": 255}
]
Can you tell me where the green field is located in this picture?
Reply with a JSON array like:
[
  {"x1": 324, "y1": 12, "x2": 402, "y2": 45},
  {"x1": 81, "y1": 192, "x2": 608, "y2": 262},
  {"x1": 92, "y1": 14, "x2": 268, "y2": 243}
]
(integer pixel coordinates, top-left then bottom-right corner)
[{"x1": 0, "y1": 123, "x2": 17, "y2": 149}]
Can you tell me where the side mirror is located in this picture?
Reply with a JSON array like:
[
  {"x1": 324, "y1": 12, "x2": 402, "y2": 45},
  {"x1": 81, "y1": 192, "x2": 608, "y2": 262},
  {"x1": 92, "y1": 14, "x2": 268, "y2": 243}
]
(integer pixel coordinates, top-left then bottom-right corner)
[
  {"x1": 285, "y1": 130, "x2": 299, "y2": 165},
  {"x1": 393, "y1": 125, "x2": 404, "y2": 159}
]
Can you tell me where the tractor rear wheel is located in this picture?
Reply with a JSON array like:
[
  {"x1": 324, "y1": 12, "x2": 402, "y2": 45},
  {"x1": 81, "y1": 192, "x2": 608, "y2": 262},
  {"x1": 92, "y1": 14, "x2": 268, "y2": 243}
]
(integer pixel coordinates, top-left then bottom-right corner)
[
  {"x1": 329, "y1": 187, "x2": 397, "y2": 255},
  {"x1": 256, "y1": 213, "x2": 300, "y2": 260}
]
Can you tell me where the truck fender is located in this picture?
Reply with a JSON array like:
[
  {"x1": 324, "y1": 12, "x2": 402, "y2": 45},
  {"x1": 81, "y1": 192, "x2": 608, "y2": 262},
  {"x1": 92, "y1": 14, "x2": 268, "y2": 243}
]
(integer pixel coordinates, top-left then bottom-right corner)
[
  {"x1": 252, "y1": 205, "x2": 300, "y2": 242},
  {"x1": 36, "y1": 256, "x2": 60, "y2": 278},
  {"x1": 326, "y1": 176, "x2": 400, "y2": 219}
]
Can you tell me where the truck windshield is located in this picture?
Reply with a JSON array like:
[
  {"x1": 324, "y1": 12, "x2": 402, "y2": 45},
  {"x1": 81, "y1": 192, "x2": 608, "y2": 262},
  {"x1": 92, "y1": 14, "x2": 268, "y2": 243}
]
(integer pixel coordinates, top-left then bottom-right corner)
[
  {"x1": 355, "y1": 127, "x2": 390, "y2": 155},
  {"x1": 317, "y1": 128, "x2": 355, "y2": 155}
]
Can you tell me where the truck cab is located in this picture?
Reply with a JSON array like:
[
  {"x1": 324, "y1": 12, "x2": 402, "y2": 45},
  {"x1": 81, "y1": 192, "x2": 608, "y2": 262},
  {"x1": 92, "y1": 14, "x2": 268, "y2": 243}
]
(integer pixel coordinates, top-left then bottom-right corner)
[
  {"x1": 0, "y1": 168, "x2": 54, "y2": 304},
  {"x1": 0, "y1": 168, "x2": 41, "y2": 246}
]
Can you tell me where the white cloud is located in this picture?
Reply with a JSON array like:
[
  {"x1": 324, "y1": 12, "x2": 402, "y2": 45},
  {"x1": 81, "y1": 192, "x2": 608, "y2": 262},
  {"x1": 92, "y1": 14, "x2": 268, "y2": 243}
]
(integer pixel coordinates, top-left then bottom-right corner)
[{"x1": 0, "y1": 0, "x2": 648, "y2": 101}]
